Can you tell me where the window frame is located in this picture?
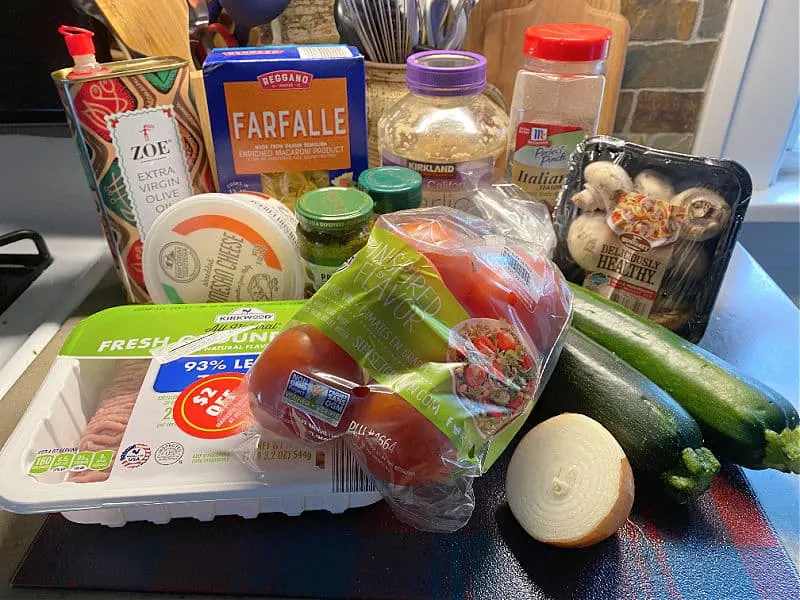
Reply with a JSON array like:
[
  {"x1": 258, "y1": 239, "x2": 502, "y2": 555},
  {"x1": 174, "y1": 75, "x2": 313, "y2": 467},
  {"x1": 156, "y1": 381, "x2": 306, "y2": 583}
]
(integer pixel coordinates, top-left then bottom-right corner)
[{"x1": 693, "y1": 0, "x2": 799, "y2": 191}]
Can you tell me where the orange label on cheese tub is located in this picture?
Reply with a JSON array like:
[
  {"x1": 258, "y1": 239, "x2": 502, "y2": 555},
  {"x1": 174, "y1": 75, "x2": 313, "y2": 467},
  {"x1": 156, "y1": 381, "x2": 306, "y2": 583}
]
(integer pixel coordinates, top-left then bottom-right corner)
[{"x1": 224, "y1": 78, "x2": 351, "y2": 175}]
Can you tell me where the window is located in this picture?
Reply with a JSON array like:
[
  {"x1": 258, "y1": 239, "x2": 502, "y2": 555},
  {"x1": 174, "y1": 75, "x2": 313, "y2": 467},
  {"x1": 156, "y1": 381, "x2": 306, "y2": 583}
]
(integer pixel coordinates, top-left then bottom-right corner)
[
  {"x1": 694, "y1": 0, "x2": 799, "y2": 194},
  {"x1": 780, "y1": 107, "x2": 799, "y2": 178}
]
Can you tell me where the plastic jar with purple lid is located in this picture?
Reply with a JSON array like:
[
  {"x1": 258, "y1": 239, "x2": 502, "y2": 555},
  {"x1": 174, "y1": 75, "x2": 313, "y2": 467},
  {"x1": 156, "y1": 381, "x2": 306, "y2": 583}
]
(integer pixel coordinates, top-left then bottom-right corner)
[{"x1": 377, "y1": 50, "x2": 509, "y2": 212}]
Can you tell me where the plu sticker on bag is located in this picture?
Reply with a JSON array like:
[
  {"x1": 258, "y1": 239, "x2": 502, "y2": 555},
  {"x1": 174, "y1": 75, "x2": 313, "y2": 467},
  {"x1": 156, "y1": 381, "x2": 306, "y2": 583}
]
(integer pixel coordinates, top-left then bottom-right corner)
[{"x1": 203, "y1": 46, "x2": 369, "y2": 211}]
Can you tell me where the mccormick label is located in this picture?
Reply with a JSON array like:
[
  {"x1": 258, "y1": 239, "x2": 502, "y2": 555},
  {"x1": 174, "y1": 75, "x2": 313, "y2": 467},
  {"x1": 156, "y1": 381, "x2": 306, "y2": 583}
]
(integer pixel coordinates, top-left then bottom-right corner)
[
  {"x1": 510, "y1": 123, "x2": 584, "y2": 207},
  {"x1": 580, "y1": 191, "x2": 682, "y2": 316},
  {"x1": 382, "y1": 151, "x2": 493, "y2": 212},
  {"x1": 107, "y1": 106, "x2": 194, "y2": 238},
  {"x1": 203, "y1": 46, "x2": 368, "y2": 209}
]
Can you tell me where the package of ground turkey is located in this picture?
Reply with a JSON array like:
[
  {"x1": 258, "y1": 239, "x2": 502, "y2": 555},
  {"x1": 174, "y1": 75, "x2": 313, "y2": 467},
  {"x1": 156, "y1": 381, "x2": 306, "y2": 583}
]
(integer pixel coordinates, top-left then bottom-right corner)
[{"x1": 68, "y1": 360, "x2": 148, "y2": 483}]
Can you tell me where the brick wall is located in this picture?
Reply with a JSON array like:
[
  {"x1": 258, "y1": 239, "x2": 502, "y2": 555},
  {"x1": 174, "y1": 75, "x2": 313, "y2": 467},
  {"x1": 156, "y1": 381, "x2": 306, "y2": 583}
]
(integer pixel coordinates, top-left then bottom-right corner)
[
  {"x1": 278, "y1": 0, "x2": 731, "y2": 154},
  {"x1": 615, "y1": 0, "x2": 731, "y2": 153},
  {"x1": 278, "y1": 0, "x2": 338, "y2": 44}
]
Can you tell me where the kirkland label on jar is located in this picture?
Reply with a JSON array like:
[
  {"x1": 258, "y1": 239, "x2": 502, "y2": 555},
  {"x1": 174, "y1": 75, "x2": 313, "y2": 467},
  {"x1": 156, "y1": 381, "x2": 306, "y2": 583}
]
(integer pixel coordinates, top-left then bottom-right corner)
[
  {"x1": 510, "y1": 123, "x2": 584, "y2": 207},
  {"x1": 579, "y1": 192, "x2": 682, "y2": 316},
  {"x1": 106, "y1": 106, "x2": 194, "y2": 238},
  {"x1": 382, "y1": 151, "x2": 493, "y2": 211}
]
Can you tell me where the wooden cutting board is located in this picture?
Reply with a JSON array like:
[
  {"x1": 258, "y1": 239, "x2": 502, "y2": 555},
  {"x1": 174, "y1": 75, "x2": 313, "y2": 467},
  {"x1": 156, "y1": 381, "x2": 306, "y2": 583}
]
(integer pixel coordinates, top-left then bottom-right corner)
[
  {"x1": 94, "y1": 0, "x2": 194, "y2": 67},
  {"x1": 189, "y1": 71, "x2": 219, "y2": 190},
  {"x1": 463, "y1": 0, "x2": 620, "y2": 52},
  {"x1": 463, "y1": 0, "x2": 629, "y2": 135}
]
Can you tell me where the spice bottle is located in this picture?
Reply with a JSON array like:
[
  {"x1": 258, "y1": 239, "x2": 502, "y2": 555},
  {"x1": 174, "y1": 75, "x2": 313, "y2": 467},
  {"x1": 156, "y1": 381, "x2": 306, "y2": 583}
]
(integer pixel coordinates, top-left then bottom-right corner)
[
  {"x1": 378, "y1": 51, "x2": 508, "y2": 211},
  {"x1": 296, "y1": 187, "x2": 374, "y2": 296},
  {"x1": 507, "y1": 23, "x2": 612, "y2": 208},
  {"x1": 357, "y1": 167, "x2": 423, "y2": 214}
]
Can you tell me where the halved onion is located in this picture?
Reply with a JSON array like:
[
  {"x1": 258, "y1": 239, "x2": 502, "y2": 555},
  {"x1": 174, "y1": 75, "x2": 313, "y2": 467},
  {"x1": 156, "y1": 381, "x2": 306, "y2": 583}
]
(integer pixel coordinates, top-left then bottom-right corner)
[{"x1": 506, "y1": 413, "x2": 635, "y2": 548}]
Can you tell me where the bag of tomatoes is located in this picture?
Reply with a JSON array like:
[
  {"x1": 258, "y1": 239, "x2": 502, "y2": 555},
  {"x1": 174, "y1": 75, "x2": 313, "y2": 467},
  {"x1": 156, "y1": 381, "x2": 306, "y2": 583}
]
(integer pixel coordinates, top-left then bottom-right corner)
[{"x1": 221, "y1": 206, "x2": 573, "y2": 532}]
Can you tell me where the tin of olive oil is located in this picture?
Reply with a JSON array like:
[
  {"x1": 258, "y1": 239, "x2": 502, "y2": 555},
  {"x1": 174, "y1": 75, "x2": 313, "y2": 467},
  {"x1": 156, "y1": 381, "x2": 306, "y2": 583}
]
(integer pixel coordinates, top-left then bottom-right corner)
[{"x1": 53, "y1": 53, "x2": 213, "y2": 303}]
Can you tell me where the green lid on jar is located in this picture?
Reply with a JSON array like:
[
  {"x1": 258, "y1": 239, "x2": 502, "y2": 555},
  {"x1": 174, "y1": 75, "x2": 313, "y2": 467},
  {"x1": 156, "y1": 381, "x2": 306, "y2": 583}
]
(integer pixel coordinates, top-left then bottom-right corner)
[
  {"x1": 295, "y1": 187, "x2": 374, "y2": 231},
  {"x1": 358, "y1": 167, "x2": 423, "y2": 214}
]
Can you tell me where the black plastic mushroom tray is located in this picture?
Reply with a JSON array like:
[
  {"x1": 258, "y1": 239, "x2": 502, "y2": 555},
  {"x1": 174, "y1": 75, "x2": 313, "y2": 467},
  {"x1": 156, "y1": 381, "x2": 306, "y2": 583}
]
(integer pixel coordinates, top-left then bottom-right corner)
[{"x1": 553, "y1": 135, "x2": 752, "y2": 343}]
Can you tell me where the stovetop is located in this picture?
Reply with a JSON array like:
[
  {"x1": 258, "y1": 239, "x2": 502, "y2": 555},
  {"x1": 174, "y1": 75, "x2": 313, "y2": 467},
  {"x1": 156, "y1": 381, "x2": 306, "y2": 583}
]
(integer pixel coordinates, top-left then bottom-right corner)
[
  {"x1": 0, "y1": 230, "x2": 53, "y2": 314},
  {"x1": 0, "y1": 230, "x2": 110, "y2": 401},
  {"x1": 0, "y1": 134, "x2": 113, "y2": 401}
]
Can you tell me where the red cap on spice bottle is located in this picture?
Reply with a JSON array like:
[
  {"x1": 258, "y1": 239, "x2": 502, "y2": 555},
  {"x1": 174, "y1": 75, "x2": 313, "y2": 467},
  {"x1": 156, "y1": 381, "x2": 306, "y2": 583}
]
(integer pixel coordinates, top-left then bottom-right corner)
[
  {"x1": 524, "y1": 23, "x2": 612, "y2": 62},
  {"x1": 58, "y1": 25, "x2": 96, "y2": 56}
]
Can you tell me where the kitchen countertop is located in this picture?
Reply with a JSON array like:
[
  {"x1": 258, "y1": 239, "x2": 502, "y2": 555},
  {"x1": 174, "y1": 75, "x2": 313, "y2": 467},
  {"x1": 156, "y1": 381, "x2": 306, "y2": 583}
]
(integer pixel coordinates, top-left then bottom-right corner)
[{"x1": 0, "y1": 245, "x2": 798, "y2": 599}]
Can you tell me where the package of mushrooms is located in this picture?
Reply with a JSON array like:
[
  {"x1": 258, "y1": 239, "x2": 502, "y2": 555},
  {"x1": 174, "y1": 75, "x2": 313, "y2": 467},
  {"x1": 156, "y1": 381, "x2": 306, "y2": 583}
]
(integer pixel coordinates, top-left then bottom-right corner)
[{"x1": 553, "y1": 136, "x2": 752, "y2": 343}]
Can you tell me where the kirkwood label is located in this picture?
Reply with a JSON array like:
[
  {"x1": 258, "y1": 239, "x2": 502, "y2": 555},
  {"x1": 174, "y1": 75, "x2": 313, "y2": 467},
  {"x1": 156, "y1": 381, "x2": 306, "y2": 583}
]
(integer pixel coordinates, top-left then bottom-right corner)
[
  {"x1": 106, "y1": 106, "x2": 194, "y2": 238},
  {"x1": 511, "y1": 123, "x2": 584, "y2": 207}
]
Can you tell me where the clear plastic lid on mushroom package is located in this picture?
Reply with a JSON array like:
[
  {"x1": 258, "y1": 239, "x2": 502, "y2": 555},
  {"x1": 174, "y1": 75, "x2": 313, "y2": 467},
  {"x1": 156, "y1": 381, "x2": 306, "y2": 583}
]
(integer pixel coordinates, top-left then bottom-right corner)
[{"x1": 553, "y1": 135, "x2": 752, "y2": 342}]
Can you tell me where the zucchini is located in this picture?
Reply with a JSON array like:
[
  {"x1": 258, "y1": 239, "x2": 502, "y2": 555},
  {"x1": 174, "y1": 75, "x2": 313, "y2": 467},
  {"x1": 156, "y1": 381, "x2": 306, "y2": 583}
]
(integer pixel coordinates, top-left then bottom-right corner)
[
  {"x1": 569, "y1": 284, "x2": 800, "y2": 473},
  {"x1": 539, "y1": 329, "x2": 720, "y2": 503}
]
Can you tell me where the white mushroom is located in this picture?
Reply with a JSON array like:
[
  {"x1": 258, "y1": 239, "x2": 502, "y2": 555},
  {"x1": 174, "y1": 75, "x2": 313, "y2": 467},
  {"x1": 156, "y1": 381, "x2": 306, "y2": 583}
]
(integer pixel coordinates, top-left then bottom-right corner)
[
  {"x1": 660, "y1": 240, "x2": 710, "y2": 298},
  {"x1": 567, "y1": 212, "x2": 672, "y2": 271},
  {"x1": 571, "y1": 161, "x2": 634, "y2": 212},
  {"x1": 567, "y1": 213, "x2": 616, "y2": 270},
  {"x1": 672, "y1": 188, "x2": 731, "y2": 242},
  {"x1": 634, "y1": 170, "x2": 675, "y2": 201}
]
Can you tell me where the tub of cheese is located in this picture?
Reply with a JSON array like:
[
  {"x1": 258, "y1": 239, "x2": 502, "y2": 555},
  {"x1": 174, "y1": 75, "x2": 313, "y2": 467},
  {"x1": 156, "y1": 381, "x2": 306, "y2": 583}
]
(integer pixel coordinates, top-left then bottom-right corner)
[{"x1": 0, "y1": 302, "x2": 379, "y2": 526}]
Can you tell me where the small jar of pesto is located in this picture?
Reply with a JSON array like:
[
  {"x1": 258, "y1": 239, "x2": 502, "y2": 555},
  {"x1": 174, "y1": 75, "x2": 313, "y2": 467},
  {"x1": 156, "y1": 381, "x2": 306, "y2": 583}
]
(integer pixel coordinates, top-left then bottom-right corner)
[{"x1": 296, "y1": 187, "x2": 374, "y2": 296}]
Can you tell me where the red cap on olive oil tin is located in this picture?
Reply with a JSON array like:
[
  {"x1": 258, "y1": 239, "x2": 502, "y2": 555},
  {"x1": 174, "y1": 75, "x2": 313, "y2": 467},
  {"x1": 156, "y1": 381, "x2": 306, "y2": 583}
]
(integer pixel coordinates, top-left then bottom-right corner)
[
  {"x1": 58, "y1": 25, "x2": 95, "y2": 56},
  {"x1": 524, "y1": 23, "x2": 612, "y2": 62}
]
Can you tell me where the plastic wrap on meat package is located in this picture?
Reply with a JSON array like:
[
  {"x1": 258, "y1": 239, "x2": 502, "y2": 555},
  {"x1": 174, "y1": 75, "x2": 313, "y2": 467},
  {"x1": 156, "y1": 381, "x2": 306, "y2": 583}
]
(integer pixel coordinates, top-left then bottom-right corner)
[
  {"x1": 220, "y1": 206, "x2": 573, "y2": 532},
  {"x1": 553, "y1": 136, "x2": 752, "y2": 342}
]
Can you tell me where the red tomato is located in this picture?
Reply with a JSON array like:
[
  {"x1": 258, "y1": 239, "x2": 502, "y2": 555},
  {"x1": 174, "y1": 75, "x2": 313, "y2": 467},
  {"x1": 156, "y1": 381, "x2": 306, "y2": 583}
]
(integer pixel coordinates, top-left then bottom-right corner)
[
  {"x1": 248, "y1": 324, "x2": 367, "y2": 444},
  {"x1": 395, "y1": 220, "x2": 474, "y2": 304},
  {"x1": 491, "y1": 360, "x2": 505, "y2": 380},
  {"x1": 521, "y1": 353, "x2": 534, "y2": 372},
  {"x1": 512, "y1": 248, "x2": 572, "y2": 350},
  {"x1": 496, "y1": 330, "x2": 517, "y2": 352},
  {"x1": 348, "y1": 388, "x2": 456, "y2": 487},
  {"x1": 464, "y1": 363, "x2": 487, "y2": 387},
  {"x1": 397, "y1": 220, "x2": 458, "y2": 246},
  {"x1": 425, "y1": 252, "x2": 473, "y2": 304},
  {"x1": 462, "y1": 248, "x2": 570, "y2": 352},
  {"x1": 461, "y1": 262, "x2": 517, "y2": 323},
  {"x1": 472, "y1": 336, "x2": 497, "y2": 356}
]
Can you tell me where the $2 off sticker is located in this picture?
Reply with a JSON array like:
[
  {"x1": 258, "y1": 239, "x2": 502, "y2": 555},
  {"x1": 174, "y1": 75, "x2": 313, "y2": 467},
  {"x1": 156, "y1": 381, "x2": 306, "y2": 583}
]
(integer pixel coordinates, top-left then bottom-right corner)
[{"x1": 173, "y1": 372, "x2": 248, "y2": 439}]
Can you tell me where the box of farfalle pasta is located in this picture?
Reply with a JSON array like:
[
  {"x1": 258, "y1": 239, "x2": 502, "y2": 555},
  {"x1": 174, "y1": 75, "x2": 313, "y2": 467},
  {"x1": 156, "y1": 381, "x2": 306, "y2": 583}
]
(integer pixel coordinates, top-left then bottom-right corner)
[{"x1": 203, "y1": 46, "x2": 368, "y2": 210}]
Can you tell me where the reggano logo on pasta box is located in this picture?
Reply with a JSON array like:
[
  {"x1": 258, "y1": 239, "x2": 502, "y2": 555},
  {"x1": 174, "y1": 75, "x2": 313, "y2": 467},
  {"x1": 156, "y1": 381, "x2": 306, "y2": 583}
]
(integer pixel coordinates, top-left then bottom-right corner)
[{"x1": 203, "y1": 46, "x2": 369, "y2": 212}]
